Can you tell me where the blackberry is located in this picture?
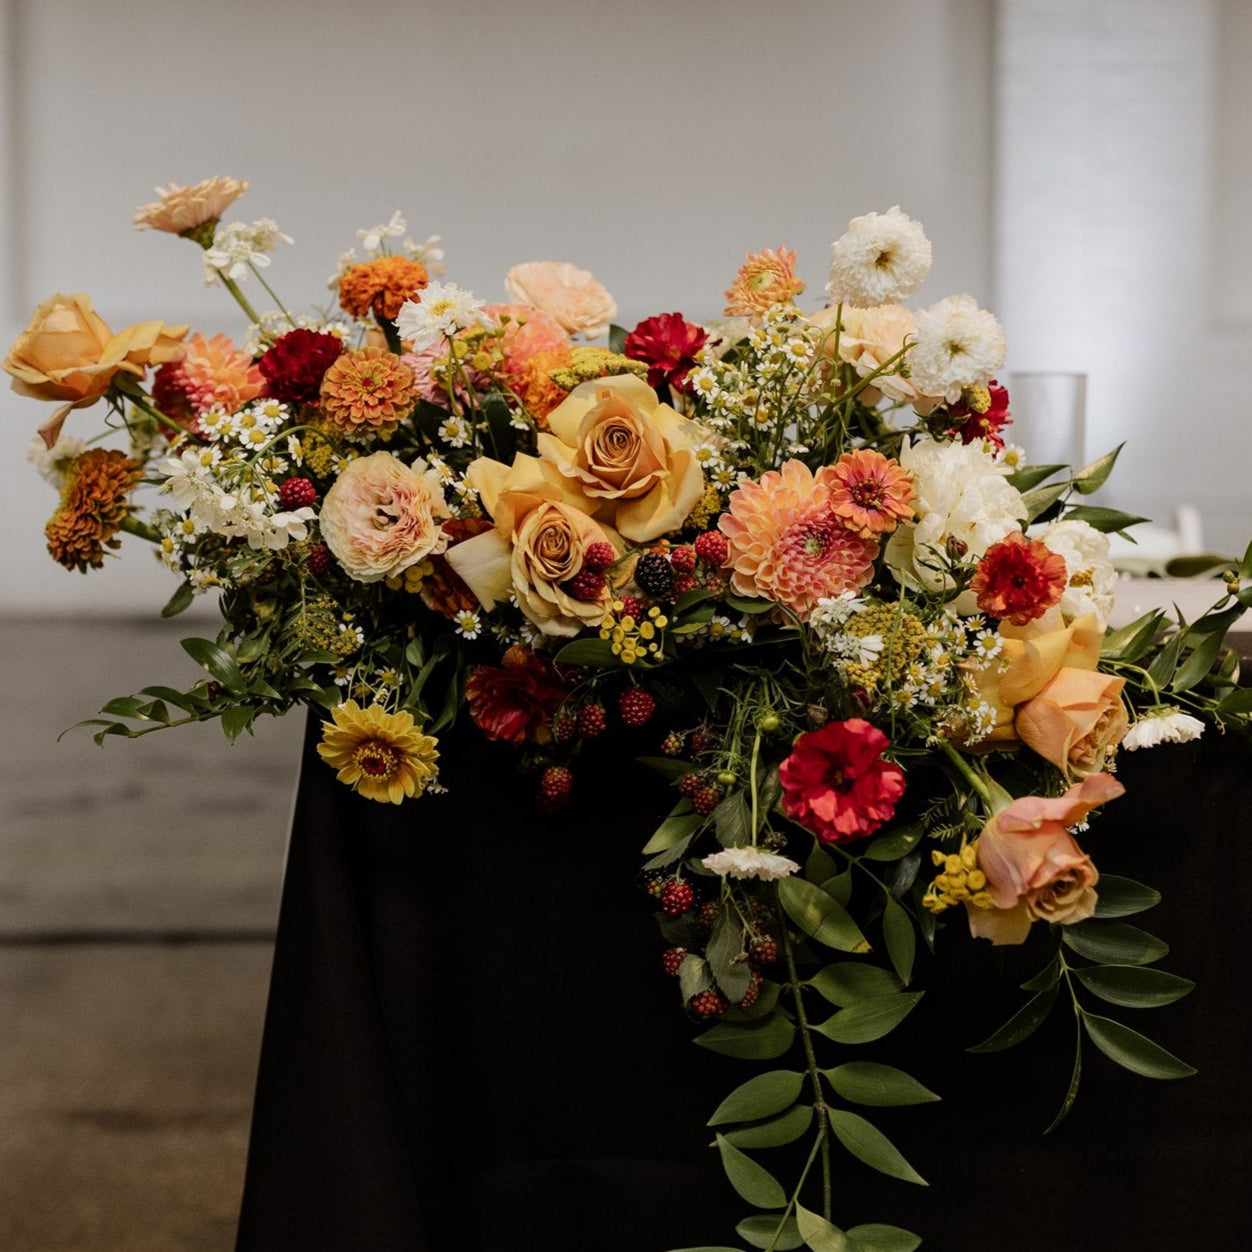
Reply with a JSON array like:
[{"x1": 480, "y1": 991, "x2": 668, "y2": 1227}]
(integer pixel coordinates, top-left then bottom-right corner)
[{"x1": 634, "y1": 552, "x2": 675, "y2": 599}]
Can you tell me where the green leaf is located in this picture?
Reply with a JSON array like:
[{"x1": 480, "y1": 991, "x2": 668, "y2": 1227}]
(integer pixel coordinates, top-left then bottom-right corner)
[
  {"x1": 1044, "y1": 1025, "x2": 1083, "y2": 1135},
  {"x1": 779, "y1": 876, "x2": 870, "y2": 953},
  {"x1": 1145, "y1": 626, "x2": 1187, "y2": 690},
  {"x1": 1062, "y1": 505, "x2": 1149, "y2": 533},
  {"x1": 1022, "y1": 482, "x2": 1068, "y2": 521},
  {"x1": 608, "y1": 323, "x2": 627, "y2": 354},
  {"x1": 724, "y1": 591, "x2": 774, "y2": 615},
  {"x1": 1219, "y1": 686, "x2": 1252, "y2": 714},
  {"x1": 637, "y1": 755, "x2": 695, "y2": 781},
  {"x1": 967, "y1": 985, "x2": 1059, "y2": 1053},
  {"x1": 714, "y1": 791, "x2": 753, "y2": 847},
  {"x1": 552, "y1": 638, "x2": 626, "y2": 667},
  {"x1": 139, "y1": 686, "x2": 199, "y2": 713},
  {"x1": 1070, "y1": 443, "x2": 1123, "y2": 495},
  {"x1": 1082, "y1": 1014, "x2": 1197, "y2": 1079},
  {"x1": 708, "y1": 913, "x2": 751, "y2": 1003},
  {"x1": 1006, "y1": 462, "x2": 1067, "y2": 493},
  {"x1": 805, "y1": 842, "x2": 840, "y2": 884},
  {"x1": 715, "y1": 1135, "x2": 787, "y2": 1208},
  {"x1": 159, "y1": 581, "x2": 195, "y2": 618},
  {"x1": 1075, "y1": 965, "x2": 1194, "y2": 1009},
  {"x1": 795, "y1": 1205, "x2": 852, "y2": 1252},
  {"x1": 846, "y1": 1225, "x2": 923, "y2": 1252},
  {"x1": 824, "y1": 1062, "x2": 939, "y2": 1107},
  {"x1": 863, "y1": 823, "x2": 924, "y2": 862},
  {"x1": 180, "y1": 637, "x2": 246, "y2": 692},
  {"x1": 814, "y1": 993, "x2": 924, "y2": 1045},
  {"x1": 807, "y1": 963, "x2": 901, "y2": 1007},
  {"x1": 696, "y1": 1014, "x2": 796, "y2": 1060},
  {"x1": 679, "y1": 954, "x2": 713, "y2": 1002},
  {"x1": 641, "y1": 811, "x2": 702, "y2": 855},
  {"x1": 709, "y1": 1071, "x2": 805, "y2": 1126},
  {"x1": 828, "y1": 1110, "x2": 927, "y2": 1185},
  {"x1": 1164, "y1": 553, "x2": 1238, "y2": 578},
  {"x1": 1101, "y1": 610, "x2": 1166, "y2": 663},
  {"x1": 736, "y1": 1214, "x2": 804, "y2": 1251},
  {"x1": 668, "y1": 1247, "x2": 746, "y2": 1252},
  {"x1": 100, "y1": 696, "x2": 148, "y2": 720},
  {"x1": 722, "y1": 1103, "x2": 814, "y2": 1149},
  {"x1": 1021, "y1": 954, "x2": 1061, "y2": 991},
  {"x1": 674, "y1": 587, "x2": 717, "y2": 613},
  {"x1": 1092, "y1": 876, "x2": 1161, "y2": 919},
  {"x1": 822, "y1": 870, "x2": 853, "y2": 908},
  {"x1": 881, "y1": 898, "x2": 915, "y2": 986},
  {"x1": 1062, "y1": 920, "x2": 1169, "y2": 966},
  {"x1": 1170, "y1": 629, "x2": 1226, "y2": 694},
  {"x1": 220, "y1": 705, "x2": 255, "y2": 743}
]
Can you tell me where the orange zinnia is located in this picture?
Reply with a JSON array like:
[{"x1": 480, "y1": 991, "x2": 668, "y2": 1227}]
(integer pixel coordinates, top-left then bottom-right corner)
[
  {"x1": 320, "y1": 347, "x2": 419, "y2": 438},
  {"x1": 724, "y1": 247, "x2": 805, "y2": 317},
  {"x1": 825, "y1": 449, "x2": 916, "y2": 539},
  {"x1": 45, "y1": 448, "x2": 142, "y2": 572}
]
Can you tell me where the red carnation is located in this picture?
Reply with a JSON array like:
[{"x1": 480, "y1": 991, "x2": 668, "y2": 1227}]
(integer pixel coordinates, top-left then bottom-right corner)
[
  {"x1": 969, "y1": 530, "x2": 1067, "y2": 626},
  {"x1": 465, "y1": 646, "x2": 568, "y2": 745},
  {"x1": 623, "y1": 312, "x2": 709, "y2": 393},
  {"x1": 778, "y1": 719, "x2": 905, "y2": 845},
  {"x1": 258, "y1": 329, "x2": 344, "y2": 407},
  {"x1": 948, "y1": 381, "x2": 1011, "y2": 450}
]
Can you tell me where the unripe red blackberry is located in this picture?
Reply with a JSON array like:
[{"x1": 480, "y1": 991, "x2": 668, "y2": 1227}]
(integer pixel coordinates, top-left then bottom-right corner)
[
  {"x1": 305, "y1": 543, "x2": 332, "y2": 576},
  {"x1": 661, "y1": 946, "x2": 688, "y2": 977},
  {"x1": 618, "y1": 595, "x2": 646, "y2": 622},
  {"x1": 536, "y1": 765, "x2": 574, "y2": 814},
  {"x1": 551, "y1": 706, "x2": 578, "y2": 744},
  {"x1": 564, "y1": 569, "x2": 606, "y2": 601},
  {"x1": 694, "y1": 530, "x2": 729, "y2": 566},
  {"x1": 634, "y1": 552, "x2": 675, "y2": 599},
  {"x1": 618, "y1": 688, "x2": 656, "y2": 728},
  {"x1": 669, "y1": 545, "x2": 697, "y2": 573},
  {"x1": 701, "y1": 574, "x2": 726, "y2": 595},
  {"x1": 660, "y1": 879, "x2": 696, "y2": 917},
  {"x1": 583, "y1": 541, "x2": 615, "y2": 574},
  {"x1": 576, "y1": 702, "x2": 607, "y2": 738},
  {"x1": 660, "y1": 730, "x2": 685, "y2": 757},
  {"x1": 677, "y1": 771, "x2": 704, "y2": 798},
  {"x1": 749, "y1": 935, "x2": 780, "y2": 967},
  {"x1": 696, "y1": 899, "x2": 720, "y2": 927},
  {"x1": 690, "y1": 988, "x2": 729, "y2": 1019},
  {"x1": 691, "y1": 783, "x2": 722, "y2": 816},
  {"x1": 279, "y1": 477, "x2": 318, "y2": 510},
  {"x1": 690, "y1": 726, "x2": 720, "y2": 754},
  {"x1": 672, "y1": 572, "x2": 700, "y2": 597},
  {"x1": 639, "y1": 869, "x2": 667, "y2": 899},
  {"x1": 738, "y1": 971, "x2": 765, "y2": 1009}
]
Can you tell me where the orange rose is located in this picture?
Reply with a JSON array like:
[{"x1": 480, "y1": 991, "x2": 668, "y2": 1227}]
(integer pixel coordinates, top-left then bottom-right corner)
[
  {"x1": 5, "y1": 293, "x2": 188, "y2": 445},
  {"x1": 968, "y1": 773, "x2": 1124, "y2": 945},
  {"x1": 537, "y1": 374, "x2": 705, "y2": 542},
  {"x1": 1015, "y1": 667, "x2": 1128, "y2": 778}
]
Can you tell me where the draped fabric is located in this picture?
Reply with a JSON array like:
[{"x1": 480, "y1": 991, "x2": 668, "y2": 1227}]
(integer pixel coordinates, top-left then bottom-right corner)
[{"x1": 238, "y1": 716, "x2": 1251, "y2": 1251}]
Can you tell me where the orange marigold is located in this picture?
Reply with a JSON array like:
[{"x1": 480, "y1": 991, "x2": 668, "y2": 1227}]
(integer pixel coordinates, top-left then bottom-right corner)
[
  {"x1": 45, "y1": 448, "x2": 142, "y2": 572},
  {"x1": 338, "y1": 256, "x2": 429, "y2": 322},
  {"x1": 320, "y1": 347, "x2": 419, "y2": 439},
  {"x1": 511, "y1": 347, "x2": 574, "y2": 428},
  {"x1": 724, "y1": 247, "x2": 805, "y2": 317}
]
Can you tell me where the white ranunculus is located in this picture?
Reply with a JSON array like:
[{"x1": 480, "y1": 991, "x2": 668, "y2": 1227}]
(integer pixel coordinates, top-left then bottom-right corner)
[{"x1": 1033, "y1": 519, "x2": 1117, "y2": 624}]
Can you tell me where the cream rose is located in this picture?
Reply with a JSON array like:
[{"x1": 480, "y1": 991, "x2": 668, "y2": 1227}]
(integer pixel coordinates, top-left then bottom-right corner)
[
  {"x1": 809, "y1": 303, "x2": 921, "y2": 405},
  {"x1": 5, "y1": 293, "x2": 188, "y2": 445},
  {"x1": 537, "y1": 374, "x2": 705, "y2": 542},
  {"x1": 318, "y1": 451, "x2": 451, "y2": 583},
  {"x1": 503, "y1": 261, "x2": 617, "y2": 339}
]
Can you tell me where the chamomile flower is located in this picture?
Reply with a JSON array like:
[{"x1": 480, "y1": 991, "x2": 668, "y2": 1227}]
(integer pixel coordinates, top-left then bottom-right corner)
[
  {"x1": 453, "y1": 610, "x2": 483, "y2": 640},
  {"x1": 438, "y1": 416, "x2": 472, "y2": 448}
]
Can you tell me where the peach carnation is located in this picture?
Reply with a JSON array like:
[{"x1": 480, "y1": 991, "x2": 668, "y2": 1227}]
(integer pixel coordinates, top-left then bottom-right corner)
[
  {"x1": 320, "y1": 347, "x2": 419, "y2": 439},
  {"x1": 318, "y1": 451, "x2": 450, "y2": 583},
  {"x1": 719, "y1": 459, "x2": 878, "y2": 619},
  {"x1": 503, "y1": 262, "x2": 617, "y2": 339},
  {"x1": 165, "y1": 332, "x2": 264, "y2": 419},
  {"x1": 826, "y1": 449, "x2": 916, "y2": 539},
  {"x1": 339, "y1": 256, "x2": 429, "y2": 323},
  {"x1": 133, "y1": 177, "x2": 248, "y2": 236},
  {"x1": 724, "y1": 247, "x2": 805, "y2": 318}
]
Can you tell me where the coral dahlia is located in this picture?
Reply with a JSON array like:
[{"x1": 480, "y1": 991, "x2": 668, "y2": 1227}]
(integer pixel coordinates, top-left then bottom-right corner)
[
  {"x1": 779, "y1": 719, "x2": 906, "y2": 845},
  {"x1": 719, "y1": 459, "x2": 877, "y2": 619},
  {"x1": 724, "y1": 248, "x2": 805, "y2": 318},
  {"x1": 825, "y1": 449, "x2": 916, "y2": 539},
  {"x1": 158, "y1": 332, "x2": 264, "y2": 421},
  {"x1": 316, "y1": 701, "x2": 440, "y2": 804},
  {"x1": 970, "y1": 530, "x2": 1067, "y2": 626}
]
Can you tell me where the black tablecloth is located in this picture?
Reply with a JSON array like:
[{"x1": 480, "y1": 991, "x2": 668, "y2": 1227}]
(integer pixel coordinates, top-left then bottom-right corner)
[{"x1": 237, "y1": 717, "x2": 1252, "y2": 1252}]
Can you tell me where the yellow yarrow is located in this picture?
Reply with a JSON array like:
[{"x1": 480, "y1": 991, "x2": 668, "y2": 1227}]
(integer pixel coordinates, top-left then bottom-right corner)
[
  {"x1": 843, "y1": 605, "x2": 927, "y2": 692},
  {"x1": 684, "y1": 483, "x2": 725, "y2": 532},
  {"x1": 922, "y1": 842, "x2": 994, "y2": 914},
  {"x1": 548, "y1": 347, "x2": 647, "y2": 392},
  {"x1": 316, "y1": 700, "x2": 440, "y2": 804}
]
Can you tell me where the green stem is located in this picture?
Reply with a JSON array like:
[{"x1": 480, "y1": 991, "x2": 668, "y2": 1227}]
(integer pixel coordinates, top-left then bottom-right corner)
[
  {"x1": 119, "y1": 515, "x2": 160, "y2": 544},
  {"x1": 247, "y1": 262, "x2": 296, "y2": 326},
  {"x1": 216, "y1": 270, "x2": 262, "y2": 324},
  {"x1": 119, "y1": 387, "x2": 190, "y2": 439},
  {"x1": 936, "y1": 736, "x2": 993, "y2": 807},
  {"x1": 766, "y1": 1129, "x2": 825, "y2": 1252},
  {"x1": 377, "y1": 315, "x2": 402, "y2": 355},
  {"x1": 748, "y1": 724, "x2": 763, "y2": 846}
]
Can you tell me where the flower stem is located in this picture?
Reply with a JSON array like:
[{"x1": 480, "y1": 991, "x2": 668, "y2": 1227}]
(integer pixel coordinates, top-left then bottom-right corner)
[
  {"x1": 119, "y1": 515, "x2": 160, "y2": 544},
  {"x1": 217, "y1": 271, "x2": 262, "y2": 324},
  {"x1": 936, "y1": 736, "x2": 993, "y2": 807},
  {"x1": 247, "y1": 262, "x2": 296, "y2": 326}
]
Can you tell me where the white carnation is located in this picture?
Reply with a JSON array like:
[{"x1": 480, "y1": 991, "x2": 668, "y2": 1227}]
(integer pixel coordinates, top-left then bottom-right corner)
[
  {"x1": 1033, "y1": 519, "x2": 1117, "y2": 623},
  {"x1": 1122, "y1": 707, "x2": 1205, "y2": 751},
  {"x1": 909, "y1": 294, "x2": 1006, "y2": 403},
  {"x1": 827, "y1": 206, "x2": 932, "y2": 308},
  {"x1": 701, "y1": 846, "x2": 800, "y2": 882}
]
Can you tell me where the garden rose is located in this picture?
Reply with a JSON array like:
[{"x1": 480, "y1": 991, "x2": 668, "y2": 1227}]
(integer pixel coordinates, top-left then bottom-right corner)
[
  {"x1": 318, "y1": 451, "x2": 450, "y2": 583},
  {"x1": 538, "y1": 373, "x2": 706, "y2": 542},
  {"x1": 969, "y1": 773, "x2": 1124, "y2": 945},
  {"x1": 504, "y1": 261, "x2": 617, "y2": 339},
  {"x1": 810, "y1": 303, "x2": 922, "y2": 405},
  {"x1": 1014, "y1": 667, "x2": 1128, "y2": 778}
]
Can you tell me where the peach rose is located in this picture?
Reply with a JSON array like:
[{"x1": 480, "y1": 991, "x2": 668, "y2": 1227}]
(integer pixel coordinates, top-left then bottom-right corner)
[
  {"x1": 810, "y1": 303, "x2": 921, "y2": 405},
  {"x1": 445, "y1": 452, "x2": 617, "y2": 637},
  {"x1": 503, "y1": 262, "x2": 617, "y2": 339},
  {"x1": 5, "y1": 293, "x2": 188, "y2": 446},
  {"x1": 1015, "y1": 667, "x2": 1128, "y2": 778},
  {"x1": 969, "y1": 773, "x2": 1124, "y2": 945},
  {"x1": 318, "y1": 451, "x2": 451, "y2": 583},
  {"x1": 537, "y1": 373, "x2": 705, "y2": 542}
]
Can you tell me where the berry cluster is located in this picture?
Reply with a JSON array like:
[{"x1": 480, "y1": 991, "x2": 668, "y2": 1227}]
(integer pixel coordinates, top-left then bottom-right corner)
[{"x1": 630, "y1": 531, "x2": 731, "y2": 604}]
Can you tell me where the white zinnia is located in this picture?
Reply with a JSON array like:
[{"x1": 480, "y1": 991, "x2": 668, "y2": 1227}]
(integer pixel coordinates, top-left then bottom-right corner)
[
  {"x1": 1032, "y1": 519, "x2": 1118, "y2": 624},
  {"x1": 701, "y1": 846, "x2": 800, "y2": 882},
  {"x1": 395, "y1": 282, "x2": 495, "y2": 351},
  {"x1": 827, "y1": 206, "x2": 933, "y2": 308},
  {"x1": 1122, "y1": 707, "x2": 1205, "y2": 751},
  {"x1": 909, "y1": 294, "x2": 1006, "y2": 403}
]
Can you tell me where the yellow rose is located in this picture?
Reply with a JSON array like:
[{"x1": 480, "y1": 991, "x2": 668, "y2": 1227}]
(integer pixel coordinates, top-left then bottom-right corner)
[
  {"x1": 5, "y1": 293, "x2": 188, "y2": 445},
  {"x1": 537, "y1": 373, "x2": 706, "y2": 542}
]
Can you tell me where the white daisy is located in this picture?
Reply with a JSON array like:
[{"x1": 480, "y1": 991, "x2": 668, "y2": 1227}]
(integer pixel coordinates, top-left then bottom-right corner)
[
  {"x1": 827, "y1": 206, "x2": 933, "y2": 307},
  {"x1": 701, "y1": 846, "x2": 801, "y2": 882},
  {"x1": 395, "y1": 282, "x2": 494, "y2": 351},
  {"x1": 438, "y1": 416, "x2": 472, "y2": 448},
  {"x1": 453, "y1": 610, "x2": 483, "y2": 640}
]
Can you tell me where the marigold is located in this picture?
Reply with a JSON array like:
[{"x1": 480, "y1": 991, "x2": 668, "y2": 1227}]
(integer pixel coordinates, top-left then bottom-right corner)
[
  {"x1": 133, "y1": 177, "x2": 249, "y2": 237},
  {"x1": 724, "y1": 247, "x2": 805, "y2": 318},
  {"x1": 44, "y1": 448, "x2": 142, "y2": 572},
  {"x1": 316, "y1": 700, "x2": 440, "y2": 804},
  {"x1": 719, "y1": 459, "x2": 877, "y2": 620},
  {"x1": 970, "y1": 530, "x2": 1067, "y2": 626},
  {"x1": 320, "y1": 346, "x2": 419, "y2": 439},
  {"x1": 338, "y1": 255, "x2": 429, "y2": 323},
  {"x1": 825, "y1": 449, "x2": 916, "y2": 539}
]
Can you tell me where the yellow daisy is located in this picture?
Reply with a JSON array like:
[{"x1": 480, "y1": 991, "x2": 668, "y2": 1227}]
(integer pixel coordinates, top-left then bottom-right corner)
[{"x1": 316, "y1": 700, "x2": 439, "y2": 804}]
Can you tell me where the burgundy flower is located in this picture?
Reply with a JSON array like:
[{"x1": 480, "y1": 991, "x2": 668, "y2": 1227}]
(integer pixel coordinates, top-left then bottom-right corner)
[
  {"x1": 948, "y1": 380, "x2": 1011, "y2": 450},
  {"x1": 258, "y1": 328, "x2": 344, "y2": 407},
  {"x1": 623, "y1": 312, "x2": 709, "y2": 392},
  {"x1": 778, "y1": 719, "x2": 905, "y2": 845},
  {"x1": 465, "y1": 647, "x2": 568, "y2": 745}
]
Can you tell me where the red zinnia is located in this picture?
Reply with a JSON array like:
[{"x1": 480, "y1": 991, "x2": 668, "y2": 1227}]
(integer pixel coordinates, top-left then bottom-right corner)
[
  {"x1": 969, "y1": 530, "x2": 1067, "y2": 626},
  {"x1": 465, "y1": 646, "x2": 568, "y2": 745},
  {"x1": 778, "y1": 719, "x2": 905, "y2": 845},
  {"x1": 259, "y1": 328, "x2": 345, "y2": 407},
  {"x1": 948, "y1": 380, "x2": 1011, "y2": 450},
  {"x1": 623, "y1": 312, "x2": 709, "y2": 392}
]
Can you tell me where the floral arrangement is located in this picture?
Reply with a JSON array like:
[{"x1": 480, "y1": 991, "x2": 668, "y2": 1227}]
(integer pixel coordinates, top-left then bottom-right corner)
[{"x1": 11, "y1": 180, "x2": 1252, "y2": 1251}]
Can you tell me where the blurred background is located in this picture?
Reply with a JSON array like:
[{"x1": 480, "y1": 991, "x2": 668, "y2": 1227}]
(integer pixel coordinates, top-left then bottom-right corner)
[{"x1": 1, "y1": 0, "x2": 1248, "y2": 1246}]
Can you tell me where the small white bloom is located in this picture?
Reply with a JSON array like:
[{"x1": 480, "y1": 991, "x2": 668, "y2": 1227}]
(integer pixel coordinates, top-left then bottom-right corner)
[
  {"x1": 438, "y1": 416, "x2": 472, "y2": 448},
  {"x1": 1122, "y1": 707, "x2": 1205, "y2": 751},
  {"x1": 357, "y1": 210, "x2": 406, "y2": 255},
  {"x1": 204, "y1": 218, "x2": 293, "y2": 283},
  {"x1": 27, "y1": 434, "x2": 87, "y2": 486},
  {"x1": 827, "y1": 205, "x2": 933, "y2": 307},
  {"x1": 453, "y1": 610, "x2": 483, "y2": 640},
  {"x1": 395, "y1": 282, "x2": 494, "y2": 351},
  {"x1": 701, "y1": 846, "x2": 801, "y2": 882}
]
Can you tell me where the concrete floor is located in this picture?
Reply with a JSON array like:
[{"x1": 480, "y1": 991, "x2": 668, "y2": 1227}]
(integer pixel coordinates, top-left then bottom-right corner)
[{"x1": 1, "y1": 617, "x2": 304, "y2": 1251}]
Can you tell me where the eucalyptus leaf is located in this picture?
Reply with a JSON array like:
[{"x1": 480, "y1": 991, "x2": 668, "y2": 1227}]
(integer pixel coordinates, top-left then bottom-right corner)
[
  {"x1": 828, "y1": 1110, "x2": 928, "y2": 1185},
  {"x1": 695, "y1": 1014, "x2": 796, "y2": 1060},
  {"x1": 735, "y1": 1214, "x2": 804, "y2": 1251},
  {"x1": 708, "y1": 1071, "x2": 805, "y2": 1126},
  {"x1": 779, "y1": 877, "x2": 870, "y2": 953},
  {"x1": 721, "y1": 1103, "x2": 813, "y2": 1149},
  {"x1": 1062, "y1": 920, "x2": 1168, "y2": 966},
  {"x1": 1082, "y1": 1014, "x2": 1197, "y2": 1079},
  {"x1": 824, "y1": 1062, "x2": 939, "y2": 1107},
  {"x1": 807, "y1": 963, "x2": 901, "y2": 1007},
  {"x1": 715, "y1": 1135, "x2": 787, "y2": 1208},
  {"x1": 967, "y1": 984, "x2": 1059, "y2": 1053},
  {"x1": 881, "y1": 897, "x2": 915, "y2": 986},
  {"x1": 846, "y1": 1225, "x2": 923, "y2": 1252},
  {"x1": 1091, "y1": 876, "x2": 1161, "y2": 919},
  {"x1": 814, "y1": 993, "x2": 923, "y2": 1045},
  {"x1": 1075, "y1": 965, "x2": 1194, "y2": 1009},
  {"x1": 795, "y1": 1205, "x2": 852, "y2": 1252}
]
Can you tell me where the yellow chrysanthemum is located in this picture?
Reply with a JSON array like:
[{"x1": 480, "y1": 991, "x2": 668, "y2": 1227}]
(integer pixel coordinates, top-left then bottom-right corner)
[{"x1": 316, "y1": 700, "x2": 440, "y2": 804}]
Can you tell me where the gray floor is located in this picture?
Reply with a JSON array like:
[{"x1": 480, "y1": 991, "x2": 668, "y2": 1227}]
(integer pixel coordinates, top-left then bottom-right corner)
[{"x1": 1, "y1": 618, "x2": 304, "y2": 1251}]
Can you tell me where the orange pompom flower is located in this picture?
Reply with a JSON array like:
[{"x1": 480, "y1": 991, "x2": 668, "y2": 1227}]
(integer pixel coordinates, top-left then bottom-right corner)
[
  {"x1": 825, "y1": 449, "x2": 916, "y2": 539},
  {"x1": 970, "y1": 530, "x2": 1068, "y2": 626},
  {"x1": 320, "y1": 346, "x2": 419, "y2": 439},
  {"x1": 338, "y1": 255, "x2": 429, "y2": 322},
  {"x1": 44, "y1": 448, "x2": 142, "y2": 572},
  {"x1": 724, "y1": 247, "x2": 805, "y2": 318}
]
